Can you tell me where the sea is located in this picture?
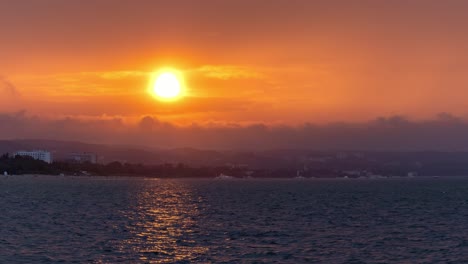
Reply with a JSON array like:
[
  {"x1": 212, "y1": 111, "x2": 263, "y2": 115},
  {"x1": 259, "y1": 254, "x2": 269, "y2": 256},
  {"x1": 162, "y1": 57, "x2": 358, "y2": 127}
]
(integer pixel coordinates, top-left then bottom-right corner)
[{"x1": 1, "y1": 176, "x2": 468, "y2": 263}]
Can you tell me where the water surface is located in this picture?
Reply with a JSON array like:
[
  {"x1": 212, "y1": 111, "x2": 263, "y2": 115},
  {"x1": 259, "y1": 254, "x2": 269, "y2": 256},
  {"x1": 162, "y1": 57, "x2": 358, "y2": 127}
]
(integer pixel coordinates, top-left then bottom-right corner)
[{"x1": 1, "y1": 176, "x2": 468, "y2": 263}]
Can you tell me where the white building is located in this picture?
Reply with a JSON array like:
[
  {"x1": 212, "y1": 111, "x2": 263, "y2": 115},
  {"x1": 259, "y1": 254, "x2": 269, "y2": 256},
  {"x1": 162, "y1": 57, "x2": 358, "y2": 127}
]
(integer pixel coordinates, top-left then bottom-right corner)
[
  {"x1": 14, "y1": 150, "x2": 52, "y2": 164},
  {"x1": 67, "y1": 152, "x2": 97, "y2": 164}
]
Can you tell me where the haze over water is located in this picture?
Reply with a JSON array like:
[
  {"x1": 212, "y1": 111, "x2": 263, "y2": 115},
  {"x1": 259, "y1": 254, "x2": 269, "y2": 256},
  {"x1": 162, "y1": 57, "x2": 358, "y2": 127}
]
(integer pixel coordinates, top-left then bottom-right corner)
[{"x1": 2, "y1": 176, "x2": 468, "y2": 263}]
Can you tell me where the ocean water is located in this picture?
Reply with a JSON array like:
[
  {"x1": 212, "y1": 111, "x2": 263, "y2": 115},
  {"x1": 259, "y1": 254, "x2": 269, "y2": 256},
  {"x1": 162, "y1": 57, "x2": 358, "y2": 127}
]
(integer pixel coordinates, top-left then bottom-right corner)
[{"x1": 1, "y1": 176, "x2": 468, "y2": 263}]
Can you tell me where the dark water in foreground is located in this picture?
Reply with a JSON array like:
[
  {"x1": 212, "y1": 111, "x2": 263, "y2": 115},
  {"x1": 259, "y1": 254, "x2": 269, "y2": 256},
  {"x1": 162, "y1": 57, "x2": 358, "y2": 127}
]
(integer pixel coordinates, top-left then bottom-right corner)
[{"x1": 1, "y1": 176, "x2": 468, "y2": 263}]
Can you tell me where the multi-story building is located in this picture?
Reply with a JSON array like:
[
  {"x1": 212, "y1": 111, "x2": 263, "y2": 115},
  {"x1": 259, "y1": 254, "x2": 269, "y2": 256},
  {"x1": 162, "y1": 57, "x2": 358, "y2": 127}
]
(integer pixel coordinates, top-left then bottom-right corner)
[
  {"x1": 14, "y1": 150, "x2": 52, "y2": 163},
  {"x1": 67, "y1": 152, "x2": 97, "y2": 164}
]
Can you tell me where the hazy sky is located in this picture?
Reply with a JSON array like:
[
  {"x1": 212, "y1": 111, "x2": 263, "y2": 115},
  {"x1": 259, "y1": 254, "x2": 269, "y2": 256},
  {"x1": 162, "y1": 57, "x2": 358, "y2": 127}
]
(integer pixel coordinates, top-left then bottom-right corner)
[{"x1": 1, "y1": 0, "x2": 468, "y2": 148}]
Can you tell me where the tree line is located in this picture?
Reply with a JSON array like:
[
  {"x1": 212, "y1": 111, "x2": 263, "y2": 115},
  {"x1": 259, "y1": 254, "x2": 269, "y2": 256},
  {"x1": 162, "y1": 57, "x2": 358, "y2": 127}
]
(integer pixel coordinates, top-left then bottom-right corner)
[{"x1": 0, "y1": 153, "x2": 255, "y2": 178}]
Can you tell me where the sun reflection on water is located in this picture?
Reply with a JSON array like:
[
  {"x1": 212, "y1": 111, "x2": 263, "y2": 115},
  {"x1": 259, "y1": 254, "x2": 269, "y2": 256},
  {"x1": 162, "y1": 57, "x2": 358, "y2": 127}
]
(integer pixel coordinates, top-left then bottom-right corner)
[{"x1": 116, "y1": 181, "x2": 208, "y2": 263}]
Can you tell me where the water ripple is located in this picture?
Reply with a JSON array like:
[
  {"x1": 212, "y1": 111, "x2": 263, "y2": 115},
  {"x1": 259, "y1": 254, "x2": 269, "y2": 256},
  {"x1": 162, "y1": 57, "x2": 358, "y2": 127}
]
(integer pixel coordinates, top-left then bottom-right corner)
[{"x1": 2, "y1": 176, "x2": 468, "y2": 263}]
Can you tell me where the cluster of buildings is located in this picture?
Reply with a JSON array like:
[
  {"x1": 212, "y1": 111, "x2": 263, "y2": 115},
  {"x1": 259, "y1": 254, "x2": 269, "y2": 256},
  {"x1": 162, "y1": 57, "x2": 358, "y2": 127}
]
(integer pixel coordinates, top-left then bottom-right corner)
[
  {"x1": 12, "y1": 150, "x2": 98, "y2": 164},
  {"x1": 66, "y1": 152, "x2": 97, "y2": 164},
  {"x1": 14, "y1": 150, "x2": 53, "y2": 163}
]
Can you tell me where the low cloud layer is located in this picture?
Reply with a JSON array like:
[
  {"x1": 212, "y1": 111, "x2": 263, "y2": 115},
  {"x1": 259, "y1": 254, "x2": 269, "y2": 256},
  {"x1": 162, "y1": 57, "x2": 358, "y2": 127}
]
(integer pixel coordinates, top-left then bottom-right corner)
[{"x1": 1, "y1": 112, "x2": 468, "y2": 151}]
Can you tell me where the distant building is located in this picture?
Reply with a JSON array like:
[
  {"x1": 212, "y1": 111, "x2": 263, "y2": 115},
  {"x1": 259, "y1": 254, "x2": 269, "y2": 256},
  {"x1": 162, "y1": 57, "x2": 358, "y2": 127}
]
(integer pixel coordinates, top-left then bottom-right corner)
[
  {"x1": 14, "y1": 150, "x2": 52, "y2": 163},
  {"x1": 67, "y1": 152, "x2": 97, "y2": 164},
  {"x1": 336, "y1": 152, "x2": 349, "y2": 159}
]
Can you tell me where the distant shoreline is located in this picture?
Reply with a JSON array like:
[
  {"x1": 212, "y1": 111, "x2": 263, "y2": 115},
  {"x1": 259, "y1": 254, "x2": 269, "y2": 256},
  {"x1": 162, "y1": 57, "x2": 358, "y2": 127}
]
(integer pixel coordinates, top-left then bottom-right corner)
[{"x1": 1, "y1": 173, "x2": 463, "y2": 180}]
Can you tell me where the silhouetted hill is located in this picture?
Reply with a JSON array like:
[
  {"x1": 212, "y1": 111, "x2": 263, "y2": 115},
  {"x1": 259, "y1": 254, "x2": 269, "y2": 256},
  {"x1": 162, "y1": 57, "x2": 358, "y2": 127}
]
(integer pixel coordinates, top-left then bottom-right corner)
[
  {"x1": 0, "y1": 139, "x2": 159, "y2": 164},
  {"x1": 0, "y1": 139, "x2": 270, "y2": 167},
  {"x1": 5, "y1": 139, "x2": 468, "y2": 174}
]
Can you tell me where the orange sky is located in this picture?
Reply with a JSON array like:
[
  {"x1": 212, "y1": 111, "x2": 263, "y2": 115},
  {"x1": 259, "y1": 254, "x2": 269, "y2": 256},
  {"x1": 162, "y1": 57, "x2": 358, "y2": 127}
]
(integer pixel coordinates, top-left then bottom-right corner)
[{"x1": 2, "y1": 0, "x2": 468, "y2": 126}]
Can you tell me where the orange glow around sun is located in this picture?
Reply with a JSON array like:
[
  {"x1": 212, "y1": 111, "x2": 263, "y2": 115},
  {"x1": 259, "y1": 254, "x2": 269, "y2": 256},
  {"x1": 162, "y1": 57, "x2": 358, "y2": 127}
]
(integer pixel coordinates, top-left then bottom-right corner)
[{"x1": 149, "y1": 69, "x2": 184, "y2": 101}]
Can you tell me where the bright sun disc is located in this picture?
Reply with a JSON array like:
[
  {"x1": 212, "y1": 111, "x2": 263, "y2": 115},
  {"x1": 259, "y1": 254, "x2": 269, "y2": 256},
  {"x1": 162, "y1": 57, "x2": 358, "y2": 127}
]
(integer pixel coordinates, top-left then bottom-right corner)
[{"x1": 153, "y1": 72, "x2": 182, "y2": 99}]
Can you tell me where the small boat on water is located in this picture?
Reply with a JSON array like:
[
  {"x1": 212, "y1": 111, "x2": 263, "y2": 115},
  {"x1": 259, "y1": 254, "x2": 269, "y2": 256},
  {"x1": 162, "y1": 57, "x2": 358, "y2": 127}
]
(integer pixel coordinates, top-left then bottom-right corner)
[
  {"x1": 215, "y1": 173, "x2": 235, "y2": 180},
  {"x1": 294, "y1": 170, "x2": 306, "y2": 180}
]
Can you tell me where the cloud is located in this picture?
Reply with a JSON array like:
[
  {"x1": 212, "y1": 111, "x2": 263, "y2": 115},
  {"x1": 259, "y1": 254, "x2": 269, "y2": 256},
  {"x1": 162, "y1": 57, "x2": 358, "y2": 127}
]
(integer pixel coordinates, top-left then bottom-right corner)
[
  {"x1": 2, "y1": 112, "x2": 468, "y2": 151},
  {"x1": 0, "y1": 76, "x2": 19, "y2": 96},
  {"x1": 92, "y1": 71, "x2": 149, "y2": 80},
  {"x1": 195, "y1": 65, "x2": 265, "y2": 80}
]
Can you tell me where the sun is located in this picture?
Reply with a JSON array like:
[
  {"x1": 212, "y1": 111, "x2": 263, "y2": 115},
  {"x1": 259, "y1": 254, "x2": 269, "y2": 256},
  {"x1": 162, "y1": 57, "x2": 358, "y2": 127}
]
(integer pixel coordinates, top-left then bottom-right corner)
[{"x1": 151, "y1": 70, "x2": 183, "y2": 100}]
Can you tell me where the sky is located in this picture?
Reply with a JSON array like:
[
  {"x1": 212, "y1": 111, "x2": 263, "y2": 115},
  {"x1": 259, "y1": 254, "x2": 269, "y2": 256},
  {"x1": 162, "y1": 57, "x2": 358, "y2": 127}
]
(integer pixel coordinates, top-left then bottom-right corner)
[{"x1": 1, "y1": 0, "x2": 468, "y2": 149}]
